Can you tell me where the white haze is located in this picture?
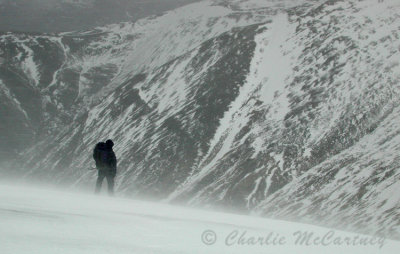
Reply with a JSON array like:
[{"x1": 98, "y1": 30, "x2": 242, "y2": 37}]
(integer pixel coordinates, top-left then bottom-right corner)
[{"x1": 0, "y1": 182, "x2": 398, "y2": 254}]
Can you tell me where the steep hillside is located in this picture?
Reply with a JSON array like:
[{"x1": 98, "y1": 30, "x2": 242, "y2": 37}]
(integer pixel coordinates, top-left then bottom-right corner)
[{"x1": 1, "y1": 0, "x2": 399, "y2": 239}]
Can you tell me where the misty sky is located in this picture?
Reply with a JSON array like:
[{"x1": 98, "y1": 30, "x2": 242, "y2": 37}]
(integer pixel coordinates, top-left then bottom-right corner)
[{"x1": 0, "y1": 0, "x2": 199, "y2": 33}]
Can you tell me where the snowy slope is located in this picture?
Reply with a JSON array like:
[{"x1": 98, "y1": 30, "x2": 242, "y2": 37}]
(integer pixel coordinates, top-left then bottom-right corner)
[
  {"x1": 0, "y1": 183, "x2": 397, "y2": 254},
  {"x1": 256, "y1": 103, "x2": 400, "y2": 239},
  {"x1": 1, "y1": 0, "x2": 400, "y2": 242}
]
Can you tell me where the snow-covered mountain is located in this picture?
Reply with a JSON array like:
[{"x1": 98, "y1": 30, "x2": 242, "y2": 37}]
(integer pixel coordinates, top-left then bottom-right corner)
[{"x1": 1, "y1": 0, "x2": 400, "y2": 240}]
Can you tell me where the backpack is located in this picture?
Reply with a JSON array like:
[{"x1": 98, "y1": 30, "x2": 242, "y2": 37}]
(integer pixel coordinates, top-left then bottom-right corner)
[
  {"x1": 100, "y1": 149, "x2": 112, "y2": 166},
  {"x1": 94, "y1": 142, "x2": 106, "y2": 166},
  {"x1": 93, "y1": 142, "x2": 116, "y2": 171}
]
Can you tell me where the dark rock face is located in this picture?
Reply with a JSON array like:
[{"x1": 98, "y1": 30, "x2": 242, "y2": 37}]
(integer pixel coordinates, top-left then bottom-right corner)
[{"x1": 1, "y1": 0, "x2": 399, "y2": 239}]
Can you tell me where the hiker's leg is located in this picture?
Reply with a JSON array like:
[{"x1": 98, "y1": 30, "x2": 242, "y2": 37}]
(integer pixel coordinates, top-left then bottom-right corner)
[
  {"x1": 106, "y1": 175, "x2": 115, "y2": 196},
  {"x1": 95, "y1": 172, "x2": 105, "y2": 194}
]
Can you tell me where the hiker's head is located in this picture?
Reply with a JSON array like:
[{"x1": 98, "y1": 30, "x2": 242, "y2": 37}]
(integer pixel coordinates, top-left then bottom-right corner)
[{"x1": 105, "y1": 139, "x2": 114, "y2": 148}]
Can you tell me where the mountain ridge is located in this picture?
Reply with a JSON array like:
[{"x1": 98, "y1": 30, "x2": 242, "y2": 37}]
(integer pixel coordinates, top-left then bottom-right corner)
[{"x1": 1, "y1": 0, "x2": 399, "y2": 239}]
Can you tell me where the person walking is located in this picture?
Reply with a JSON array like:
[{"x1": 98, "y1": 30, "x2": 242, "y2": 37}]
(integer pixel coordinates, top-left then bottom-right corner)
[{"x1": 93, "y1": 139, "x2": 117, "y2": 195}]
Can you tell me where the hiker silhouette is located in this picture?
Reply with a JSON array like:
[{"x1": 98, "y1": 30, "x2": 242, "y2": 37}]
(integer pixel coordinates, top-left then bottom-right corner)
[{"x1": 93, "y1": 139, "x2": 117, "y2": 195}]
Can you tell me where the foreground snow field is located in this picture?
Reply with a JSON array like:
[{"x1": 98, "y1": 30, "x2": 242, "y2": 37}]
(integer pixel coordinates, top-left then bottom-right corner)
[{"x1": 0, "y1": 183, "x2": 398, "y2": 254}]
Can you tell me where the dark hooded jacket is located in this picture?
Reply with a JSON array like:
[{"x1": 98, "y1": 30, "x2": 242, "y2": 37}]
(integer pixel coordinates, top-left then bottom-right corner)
[{"x1": 93, "y1": 141, "x2": 117, "y2": 176}]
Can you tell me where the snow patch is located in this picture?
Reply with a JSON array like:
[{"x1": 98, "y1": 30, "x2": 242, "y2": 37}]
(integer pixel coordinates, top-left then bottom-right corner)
[{"x1": 20, "y1": 44, "x2": 40, "y2": 86}]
